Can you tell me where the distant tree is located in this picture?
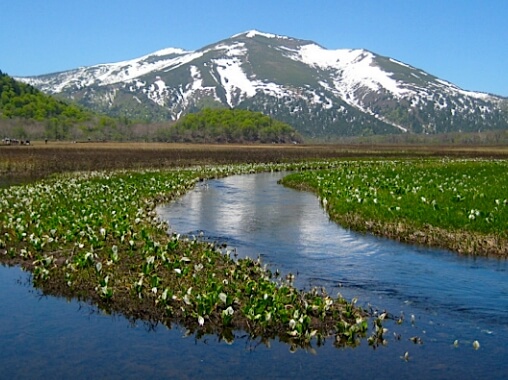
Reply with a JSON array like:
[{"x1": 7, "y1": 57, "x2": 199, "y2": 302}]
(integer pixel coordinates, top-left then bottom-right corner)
[{"x1": 168, "y1": 108, "x2": 303, "y2": 143}]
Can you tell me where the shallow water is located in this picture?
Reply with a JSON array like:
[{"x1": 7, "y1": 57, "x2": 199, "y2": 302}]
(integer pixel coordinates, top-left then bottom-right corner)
[{"x1": 2, "y1": 172, "x2": 507, "y2": 379}]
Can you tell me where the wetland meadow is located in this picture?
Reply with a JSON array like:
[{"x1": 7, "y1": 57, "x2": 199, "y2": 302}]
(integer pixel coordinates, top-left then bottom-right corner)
[{"x1": 1, "y1": 142, "x2": 507, "y2": 378}]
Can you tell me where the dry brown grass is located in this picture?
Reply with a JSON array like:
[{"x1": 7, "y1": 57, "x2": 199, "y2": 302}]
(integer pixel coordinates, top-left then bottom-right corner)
[{"x1": 2, "y1": 141, "x2": 508, "y2": 187}]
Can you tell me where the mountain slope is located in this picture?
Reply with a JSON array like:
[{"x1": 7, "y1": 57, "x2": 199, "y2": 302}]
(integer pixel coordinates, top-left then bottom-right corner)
[
  {"x1": 17, "y1": 30, "x2": 508, "y2": 138},
  {"x1": 0, "y1": 71, "x2": 138, "y2": 141}
]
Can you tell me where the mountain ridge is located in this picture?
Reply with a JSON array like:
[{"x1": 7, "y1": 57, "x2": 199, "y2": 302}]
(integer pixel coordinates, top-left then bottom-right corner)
[{"x1": 16, "y1": 30, "x2": 508, "y2": 138}]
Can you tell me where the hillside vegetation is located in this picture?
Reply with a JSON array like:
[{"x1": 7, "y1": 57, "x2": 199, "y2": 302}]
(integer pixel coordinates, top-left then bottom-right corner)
[
  {"x1": 0, "y1": 70, "x2": 91, "y2": 123},
  {"x1": 158, "y1": 108, "x2": 303, "y2": 143},
  {"x1": 0, "y1": 70, "x2": 133, "y2": 141}
]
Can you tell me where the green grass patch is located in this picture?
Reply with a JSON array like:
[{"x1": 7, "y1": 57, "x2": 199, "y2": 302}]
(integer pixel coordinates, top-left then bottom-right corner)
[{"x1": 281, "y1": 159, "x2": 508, "y2": 256}]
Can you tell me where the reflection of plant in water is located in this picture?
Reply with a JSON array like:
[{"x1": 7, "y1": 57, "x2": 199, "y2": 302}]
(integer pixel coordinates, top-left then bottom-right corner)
[{"x1": 0, "y1": 161, "x2": 389, "y2": 349}]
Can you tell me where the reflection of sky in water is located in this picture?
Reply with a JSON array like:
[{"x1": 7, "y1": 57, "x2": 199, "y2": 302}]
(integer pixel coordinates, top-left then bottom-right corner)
[{"x1": 169, "y1": 173, "x2": 341, "y2": 253}]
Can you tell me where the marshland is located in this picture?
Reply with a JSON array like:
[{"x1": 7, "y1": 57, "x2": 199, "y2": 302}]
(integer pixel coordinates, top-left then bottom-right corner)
[{"x1": 1, "y1": 142, "x2": 508, "y2": 378}]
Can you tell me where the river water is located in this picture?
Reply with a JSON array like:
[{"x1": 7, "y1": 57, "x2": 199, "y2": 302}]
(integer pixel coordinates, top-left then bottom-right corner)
[{"x1": 2, "y1": 172, "x2": 507, "y2": 379}]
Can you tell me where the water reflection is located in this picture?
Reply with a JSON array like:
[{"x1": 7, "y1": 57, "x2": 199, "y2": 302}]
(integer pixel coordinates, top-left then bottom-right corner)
[
  {"x1": 189, "y1": 174, "x2": 320, "y2": 249},
  {"x1": 162, "y1": 173, "x2": 508, "y2": 327}
]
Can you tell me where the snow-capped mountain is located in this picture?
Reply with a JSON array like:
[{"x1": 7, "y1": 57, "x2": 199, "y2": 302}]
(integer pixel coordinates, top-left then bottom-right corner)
[{"x1": 17, "y1": 30, "x2": 508, "y2": 138}]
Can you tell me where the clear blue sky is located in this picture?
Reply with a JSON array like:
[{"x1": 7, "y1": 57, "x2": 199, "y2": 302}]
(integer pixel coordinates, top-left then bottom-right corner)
[{"x1": 2, "y1": 0, "x2": 507, "y2": 96}]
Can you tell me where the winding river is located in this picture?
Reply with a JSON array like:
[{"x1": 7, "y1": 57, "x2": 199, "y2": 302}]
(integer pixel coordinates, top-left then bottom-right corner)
[{"x1": 1, "y1": 172, "x2": 507, "y2": 379}]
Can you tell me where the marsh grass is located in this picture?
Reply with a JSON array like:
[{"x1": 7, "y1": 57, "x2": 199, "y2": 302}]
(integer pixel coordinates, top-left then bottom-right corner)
[
  {"x1": 2, "y1": 143, "x2": 507, "y2": 349},
  {"x1": 2, "y1": 141, "x2": 507, "y2": 186}
]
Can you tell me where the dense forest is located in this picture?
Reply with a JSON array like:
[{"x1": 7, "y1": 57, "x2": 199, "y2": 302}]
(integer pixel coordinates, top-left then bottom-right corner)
[
  {"x1": 156, "y1": 108, "x2": 303, "y2": 143},
  {"x1": 0, "y1": 70, "x2": 90, "y2": 122}
]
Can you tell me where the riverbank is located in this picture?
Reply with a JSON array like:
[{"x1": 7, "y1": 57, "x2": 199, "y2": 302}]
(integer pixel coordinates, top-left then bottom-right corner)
[{"x1": 281, "y1": 159, "x2": 508, "y2": 257}]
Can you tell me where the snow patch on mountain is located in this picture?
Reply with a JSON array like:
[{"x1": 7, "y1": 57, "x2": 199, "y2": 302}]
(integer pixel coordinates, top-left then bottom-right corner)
[
  {"x1": 146, "y1": 76, "x2": 167, "y2": 106},
  {"x1": 212, "y1": 56, "x2": 294, "y2": 107},
  {"x1": 389, "y1": 57, "x2": 412, "y2": 69},
  {"x1": 95, "y1": 48, "x2": 201, "y2": 85},
  {"x1": 215, "y1": 58, "x2": 256, "y2": 106},
  {"x1": 211, "y1": 42, "x2": 254, "y2": 106},
  {"x1": 188, "y1": 65, "x2": 203, "y2": 90},
  {"x1": 151, "y1": 47, "x2": 188, "y2": 57},
  {"x1": 295, "y1": 43, "x2": 409, "y2": 103},
  {"x1": 154, "y1": 77, "x2": 166, "y2": 90},
  {"x1": 19, "y1": 48, "x2": 204, "y2": 93},
  {"x1": 183, "y1": 65, "x2": 219, "y2": 105},
  {"x1": 297, "y1": 44, "x2": 361, "y2": 68},
  {"x1": 209, "y1": 41, "x2": 298, "y2": 106},
  {"x1": 233, "y1": 30, "x2": 290, "y2": 40},
  {"x1": 433, "y1": 78, "x2": 493, "y2": 100}
]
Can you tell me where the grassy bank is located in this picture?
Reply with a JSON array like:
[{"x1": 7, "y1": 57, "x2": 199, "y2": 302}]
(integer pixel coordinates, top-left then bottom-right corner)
[{"x1": 281, "y1": 159, "x2": 508, "y2": 257}]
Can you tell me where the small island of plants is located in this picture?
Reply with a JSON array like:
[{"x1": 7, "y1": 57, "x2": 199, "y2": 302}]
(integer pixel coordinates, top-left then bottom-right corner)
[{"x1": 0, "y1": 161, "x2": 384, "y2": 349}]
